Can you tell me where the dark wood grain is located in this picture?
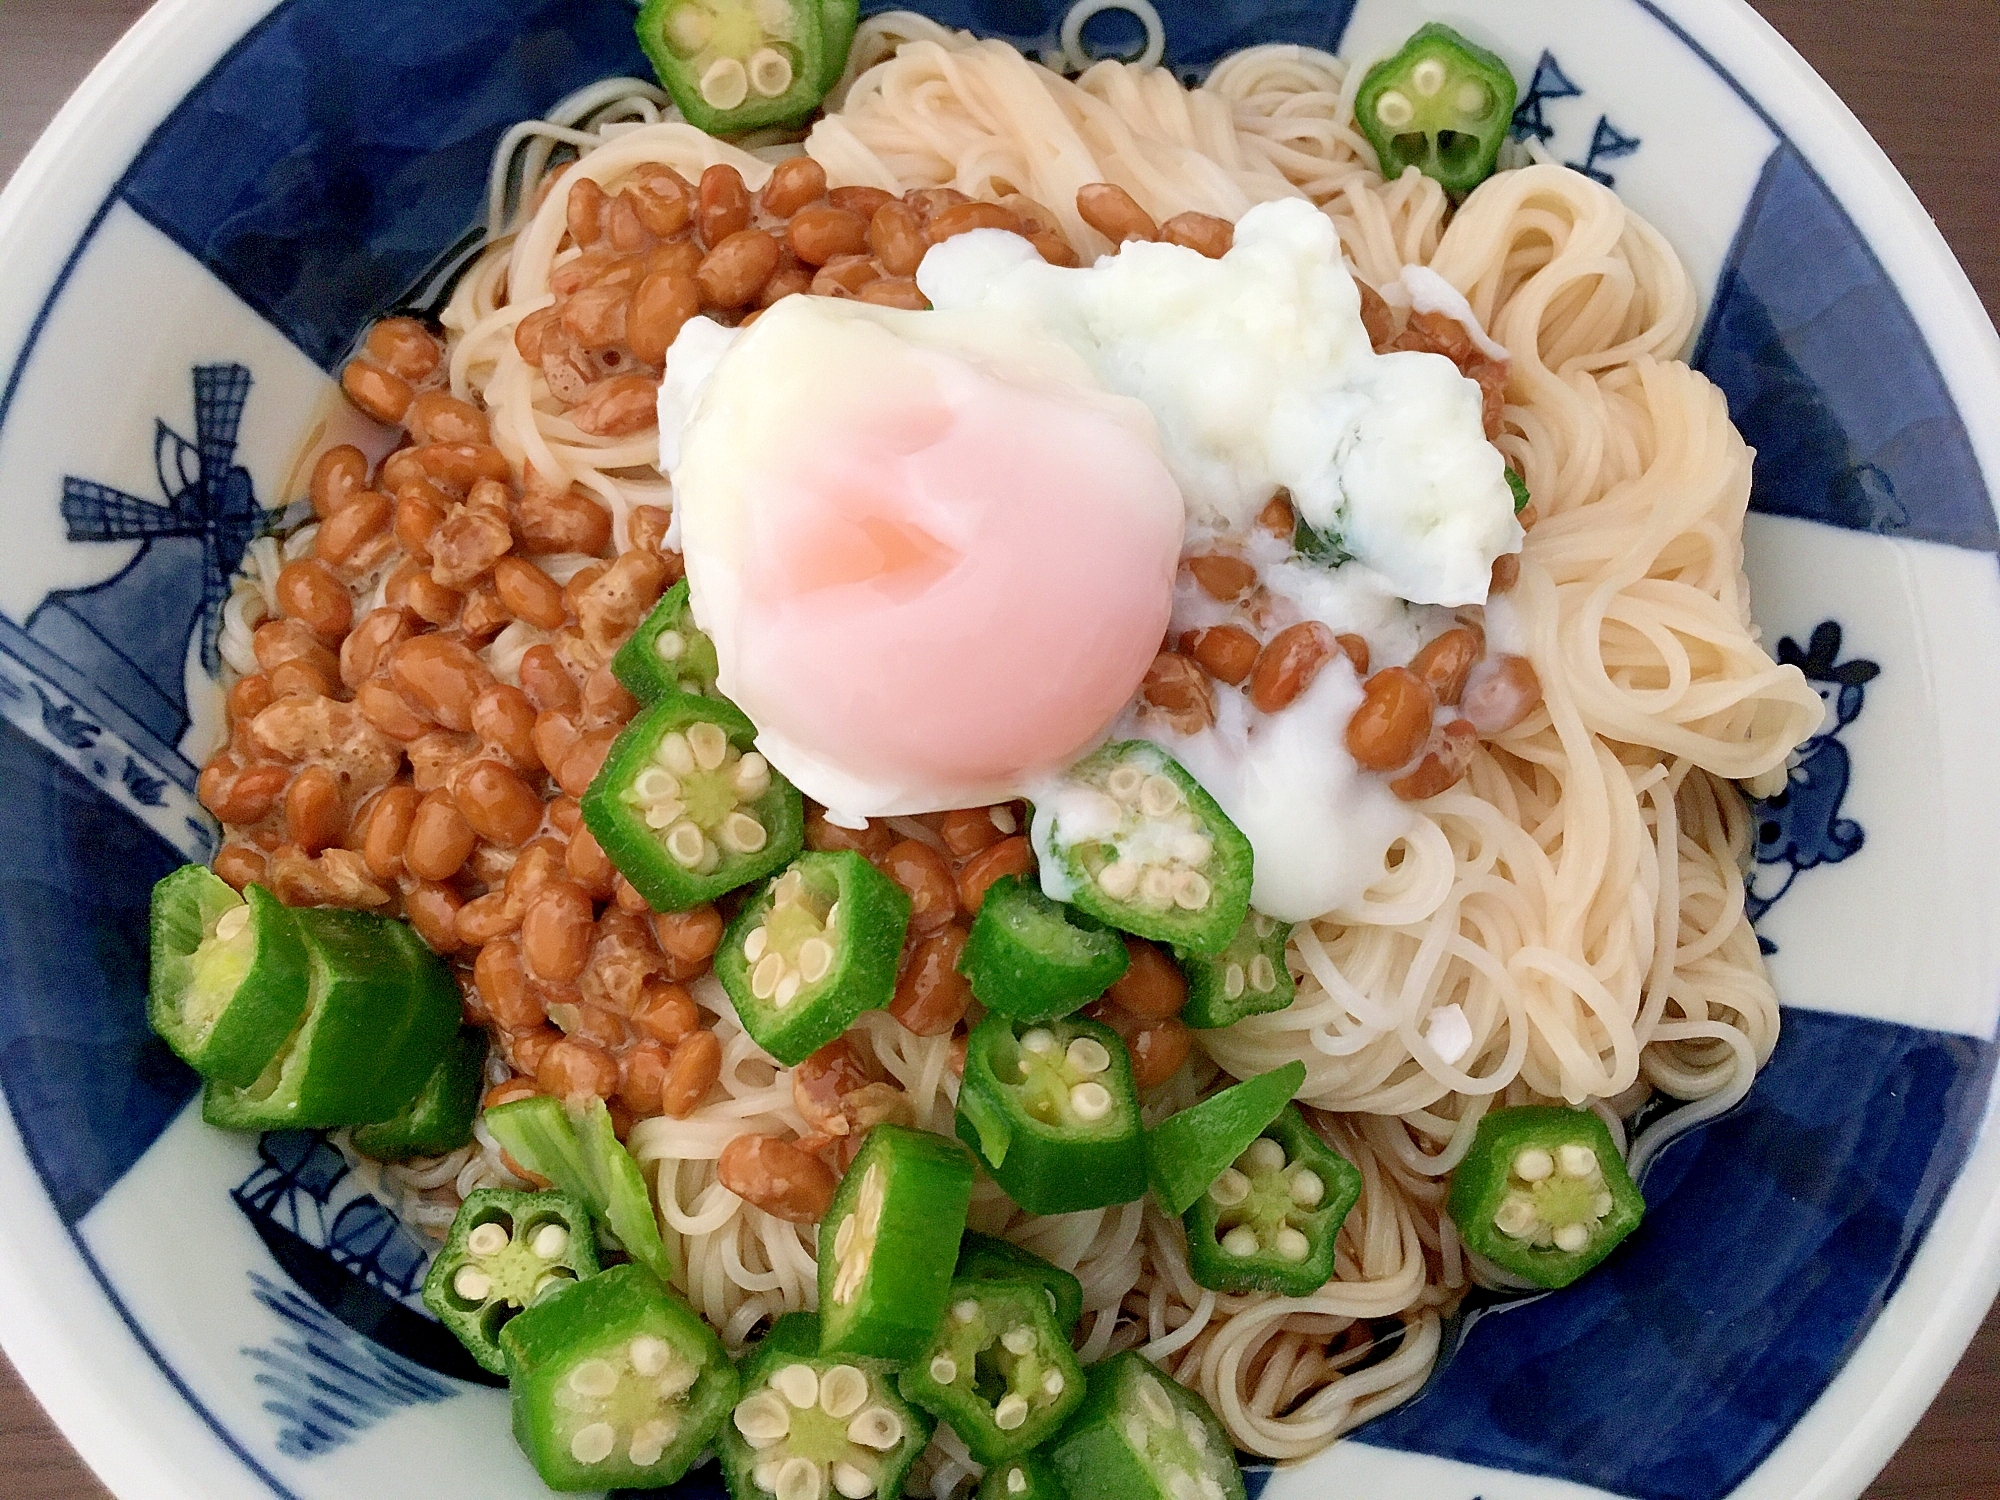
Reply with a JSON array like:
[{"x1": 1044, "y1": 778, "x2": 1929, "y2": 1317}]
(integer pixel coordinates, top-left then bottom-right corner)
[{"x1": 0, "y1": 1, "x2": 1994, "y2": 1496}]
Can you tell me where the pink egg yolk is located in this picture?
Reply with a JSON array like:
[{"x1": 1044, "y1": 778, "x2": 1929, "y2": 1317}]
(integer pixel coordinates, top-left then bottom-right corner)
[{"x1": 720, "y1": 347, "x2": 1184, "y2": 811}]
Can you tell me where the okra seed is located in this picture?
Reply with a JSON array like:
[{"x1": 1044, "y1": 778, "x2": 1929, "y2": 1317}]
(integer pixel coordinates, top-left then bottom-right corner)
[
  {"x1": 214, "y1": 904, "x2": 251, "y2": 943},
  {"x1": 1455, "y1": 80, "x2": 1491, "y2": 115},
  {"x1": 992, "y1": 806, "x2": 1018, "y2": 834},
  {"x1": 1174, "y1": 870, "x2": 1212, "y2": 910},
  {"x1": 1137, "y1": 1378, "x2": 1175, "y2": 1427},
  {"x1": 775, "y1": 971, "x2": 802, "y2": 1007},
  {"x1": 1240, "y1": 1137, "x2": 1287, "y2": 1175},
  {"x1": 1558, "y1": 1144, "x2": 1598, "y2": 1179},
  {"x1": 657, "y1": 732, "x2": 696, "y2": 777},
  {"x1": 820, "y1": 1365, "x2": 868, "y2": 1419},
  {"x1": 633, "y1": 766, "x2": 680, "y2": 803},
  {"x1": 532, "y1": 1223, "x2": 570, "y2": 1260},
  {"x1": 824, "y1": 901, "x2": 840, "y2": 927},
  {"x1": 773, "y1": 1363, "x2": 820, "y2": 1409},
  {"x1": 775, "y1": 870, "x2": 805, "y2": 905},
  {"x1": 569, "y1": 1358, "x2": 620, "y2": 1399},
  {"x1": 655, "y1": 630, "x2": 686, "y2": 662},
  {"x1": 466, "y1": 1222, "x2": 510, "y2": 1258},
  {"x1": 752, "y1": 952, "x2": 787, "y2": 1000},
  {"x1": 1252, "y1": 914, "x2": 1277, "y2": 938},
  {"x1": 775, "y1": 1454, "x2": 822, "y2": 1500},
  {"x1": 1043, "y1": 1369, "x2": 1065, "y2": 1397},
  {"x1": 735, "y1": 754, "x2": 772, "y2": 800},
  {"x1": 1592, "y1": 1190, "x2": 1614, "y2": 1217},
  {"x1": 700, "y1": 56, "x2": 750, "y2": 110},
  {"x1": 1494, "y1": 1193, "x2": 1538, "y2": 1238},
  {"x1": 1070, "y1": 1081, "x2": 1113, "y2": 1121},
  {"x1": 1124, "y1": 1416, "x2": 1150, "y2": 1449},
  {"x1": 1180, "y1": 1411, "x2": 1207, "y2": 1450},
  {"x1": 1066, "y1": 1037, "x2": 1111, "y2": 1075},
  {"x1": 667, "y1": 8, "x2": 710, "y2": 52},
  {"x1": 1002, "y1": 1325, "x2": 1037, "y2": 1356},
  {"x1": 1274, "y1": 1227, "x2": 1311, "y2": 1262},
  {"x1": 1098, "y1": 860, "x2": 1140, "y2": 900},
  {"x1": 571, "y1": 1421, "x2": 617, "y2": 1465},
  {"x1": 533, "y1": 1271, "x2": 569, "y2": 1300},
  {"x1": 644, "y1": 798, "x2": 688, "y2": 831},
  {"x1": 1411, "y1": 57, "x2": 1447, "y2": 95},
  {"x1": 629, "y1": 1416, "x2": 678, "y2": 1467},
  {"x1": 1008, "y1": 1470, "x2": 1028, "y2": 1495},
  {"x1": 452, "y1": 1265, "x2": 492, "y2": 1302},
  {"x1": 930, "y1": 1353, "x2": 959, "y2": 1385},
  {"x1": 721, "y1": 811, "x2": 769, "y2": 855},
  {"x1": 1139, "y1": 774, "x2": 1183, "y2": 817},
  {"x1": 1208, "y1": 1168, "x2": 1251, "y2": 1207},
  {"x1": 799, "y1": 938, "x2": 834, "y2": 984},
  {"x1": 734, "y1": 1392, "x2": 792, "y2": 1445},
  {"x1": 834, "y1": 1214, "x2": 856, "y2": 1261},
  {"x1": 659, "y1": 1362, "x2": 698, "y2": 1400},
  {"x1": 1198, "y1": 1477, "x2": 1225, "y2": 1500},
  {"x1": 628, "y1": 1335, "x2": 669, "y2": 1376},
  {"x1": 749, "y1": 48, "x2": 794, "y2": 98},
  {"x1": 1168, "y1": 1472, "x2": 1199, "y2": 1500},
  {"x1": 1223, "y1": 964, "x2": 1245, "y2": 999},
  {"x1": 1553, "y1": 1222, "x2": 1590, "y2": 1253},
  {"x1": 1376, "y1": 89, "x2": 1415, "y2": 128},
  {"x1": 689, "y1": 722, "x2": 729, "y2": 771},
  {"x1": 848, "y1": 1406, "x2": 903, "y2": 1449},
  {"x1": 746, "y1": 926, "x2": 770, "y2": 962},
  {"x1": 1513, "y1": 1148, "x2": 1553, "y2": 1182},
  {"x1": 667, "y1": 820, "x2": 709, "y2": 869},
  {"x1": 1248, "y1": 955, "x2": 1278, "y2": 992},
  {"x1": 832, "y1": 1461, "x2": 877, "y2": 1499},
  {"x1": 1289, "y1": 1169, "x2": 1325, "y2": 1207},
  {"x1": 953, "y1": 1299, "x2": 980, "y2": 1323},
  {"x1": 1221, "y1": 1226, "x2": 1261, "y2": 1257},
  {"x1": 995, "y1": 1393, "x2": 1030, "y2": 1431},
  {"x1": 755, "y1": 1459, "x2": 785, "y2": 1491},
  {"x1": 1170, "y1": 832, "x2": 1208, "y2": 867},
  {"x1": 1021, "y1": 1029, "x2": 1056, "y2": 1055},
  {"x1": 1140, "y1": 867, "x2": 1175, "y2": 905},
  {"x1": 1107, "y1": 766, "x2": 1145, "y2": 803}
]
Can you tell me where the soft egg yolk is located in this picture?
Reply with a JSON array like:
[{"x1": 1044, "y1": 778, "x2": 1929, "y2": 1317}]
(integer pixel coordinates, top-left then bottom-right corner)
[{"x1": 672, "y1": 298, "x2": 1184, "y2": 817}]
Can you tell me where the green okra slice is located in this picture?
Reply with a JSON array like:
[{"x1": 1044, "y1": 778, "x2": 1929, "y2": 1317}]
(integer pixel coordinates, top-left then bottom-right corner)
[
  {"x1": 148, "y1": 867, "x2": 309, "y2": 1088},
  {"x1": 955, "y1": 1230, "x2": 1083, "y2": 1336},
  {"x1": 1031, "y1": 742, "x2": 1252, "y2": 957},
  {"x1": 636, "y1": 0, "x2": 832, "y2": 136},
  {"x1": 1177, "y1": 913, "x2": 1294, "y2": 1030},
  {"x1": 722, "y1": 1334, "x2": 932, "y2": 1500},
  {"x1": 979, "y1": 1452, "x2": 1070, "y2": 1500},
  {"x1": 352, "y1": 1026, "x2": 487, "y2": 1161},
  {"x1": 716, "y1": 851, "x2": 911, "y2": 1067},
  {"x1": 1444, "y1": 1105, "x2": 1644, "y2": 1289},
  {"x1": 818, "y1": 1124, "x2": 976, "y2": 1362},
  {"x1": 485, "y1": 1094, "x2": 677, "y2": 1286},
  {"x1": 898, "y1": 1279, "x2": 1084, "y2": 1465},
  {"x1": 613, "y1": 580, "x2": 721, "y2": 705},
  {"x1": 1049, "y1": 1351, "x2": 1245, "y2": 1500},
  {"x1": 583, "y1": 694, "x2": 804, "y2": 912},
  {"x1": 961, "y1": 875, "x2": 1130, "y2": 1024},
  {"x1": 955, "y1": 1013, "x2": 1146, "y2": 1217},
  {"x1": 422, "y1": 1187, "x2": 599, "y2": 1375},
  {"x1": 502, "y1": 1263, "x2": 737, "y2": 1491},
  {"x1": 1183, "y1": 1105, "x2": 1360, "y2": 1298},
  {"x1": 201, "y1": 906, "x2": 459, "y2": 1131},
  {"x1": 1145, "y1": 1062, "x2": 1306, "y2": 1217},
  {"x1": 1354, "y1": 22, "x2": 1519, "y2": 199}
]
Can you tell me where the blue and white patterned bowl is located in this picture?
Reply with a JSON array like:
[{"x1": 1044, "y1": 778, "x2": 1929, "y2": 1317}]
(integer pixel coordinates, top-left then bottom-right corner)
[{"x1": 0, "y1": 2, "x2": 1997, "y2": 1498}]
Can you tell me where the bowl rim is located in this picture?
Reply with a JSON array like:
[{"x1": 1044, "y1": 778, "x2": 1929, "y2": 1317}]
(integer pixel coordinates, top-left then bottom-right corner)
[{"x1": 0, "y1": 2, "x2": 1996, "y2": 1498}]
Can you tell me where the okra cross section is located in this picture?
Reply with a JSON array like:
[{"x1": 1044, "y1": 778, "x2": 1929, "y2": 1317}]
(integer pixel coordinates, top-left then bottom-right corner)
[
  {"x1": 955, "y1": 1230, "x2": 1084, "y2": 1336},
  {"x1": 1050, "y1": 1351, "x2": 1245, "y2": 1500},
  {"x1": 1354, "y1": 22, "x2": 1519, "y2": 199},
  {"x1": 896, "y1": 1279, "x2": 1084, "y2": 1465},
  {"x1": 961, "y1": 874, "x2": 1130, "y2": 1024},
  {"x1": 1033, "y1": 742, "x2": 1252, "y2": 956},
  {"x1": 977, "y1": 1452, "x2": 1068, "y2": 1500},
  {"x1": 955, "y1": 1013, "x2": 1147, "y2": 1216},
  {"x1": 148, "y1": 866, "x2": 310, "y2": 1089},
  {"x1": 352, "y1": 1026, "x2": 486, "y2": 1161},
  {"x1": 1445, "y1": 1105, "x2": 1644, "y2": 1289},
  {"x1": 1177, "y1": 912, "x2": 1294, "y2": 1029},
  {"x1": 583, "y1": 695, "x2": 804, "y2": 912},
  {"x1": 717, "y1": 851, "x2": 911, "y2": 1066},
  {"x1": 1145, "y1": 1062, "x2": 1305, "y2": 1217},
  {"x1": 613, "y1": 580, "x2": 721, "y2": 705},
  {"x1": 635, "y1": 0, "x2": 832, "y2": 135},
  {"x1": 721, "y1": 1339, "x2": 932, "y2": 1500},
  {"x1": 818, "y1": 1124, "x2": 975, "y2": 1362},
  {"x1": 502, "y1": 1262, "x2": 738, "y2": 1491},
  {"x1": 1184, "y1": 1105, "x2": 1360, "y2": 1297},
  {"x1": 422, "y1": 1187, "x2": 600, "y2": 1376}
]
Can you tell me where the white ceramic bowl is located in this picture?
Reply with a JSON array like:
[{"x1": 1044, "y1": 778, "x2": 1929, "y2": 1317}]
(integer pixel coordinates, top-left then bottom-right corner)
[{"x1": 0, "y1": 3, "x2": 1996, "y2": 1498}]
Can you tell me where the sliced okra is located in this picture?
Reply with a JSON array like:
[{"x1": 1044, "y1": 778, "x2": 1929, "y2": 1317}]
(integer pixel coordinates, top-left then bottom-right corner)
[
  {"x1": 1177, "y1": 912, "x2": 1294, "y2": 1029},
  {"x1": 1445, "y1": 1105, "x2": 1644, "y2": 1289},
  {"x1": 1050, "y1": 1352, "x2": 1245, "y2": 1500},
  {"x1": 148, "y1": 866, "x2": 310, "y2": 1089},
  {"x1": 1184, "y1": 1105, "x2": 1360, "y2": 1298},
  {"x1": 960, "y1": 874, "x2": 1130, "y2": 1024},
  {"x1": 896, "y1": 1279, "x2": 1084, "y2": 1465},
  {"x1": 422, "y1": 1187, "x2": 600, "y2": 1375},
  {"x1": 721, "y1": 1341, "x2": 932, "y2": 1500},
  {"x1": 613, "y1": 580, "x2": 721, "y2": 705}
]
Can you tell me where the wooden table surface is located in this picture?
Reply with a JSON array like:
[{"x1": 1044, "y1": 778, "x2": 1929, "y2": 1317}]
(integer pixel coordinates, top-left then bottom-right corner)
[{"x1": 0, "y1": 1, "x2": 1996, "y2": 1496}]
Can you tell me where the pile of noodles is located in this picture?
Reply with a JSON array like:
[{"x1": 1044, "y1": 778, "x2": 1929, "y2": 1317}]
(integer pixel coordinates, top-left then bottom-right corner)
[{"x1": 375, "y1": 14, "x2": 1824, "y2": 1488}]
